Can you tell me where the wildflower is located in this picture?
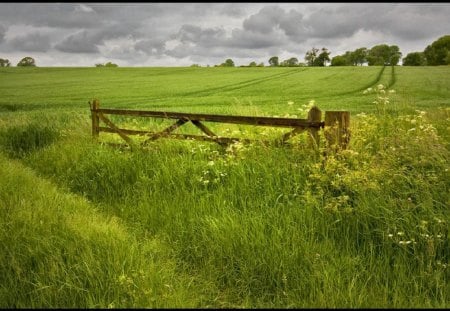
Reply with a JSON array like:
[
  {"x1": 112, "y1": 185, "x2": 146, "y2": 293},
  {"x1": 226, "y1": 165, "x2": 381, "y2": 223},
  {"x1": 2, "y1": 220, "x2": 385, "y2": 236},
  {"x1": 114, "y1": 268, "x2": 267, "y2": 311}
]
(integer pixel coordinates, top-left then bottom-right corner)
[
  {"x1": 207, "y1": 161, "x2": 215, "y2": 166},
  {"x1": 397, "y1": 231, "x2": 404, "y2": 236},
  {"x1": 388, "y1": 233, "x2": 393, "y2": 238},
  {"x1": 377, "y1": 84, "x2": 384, "y2": 90},
  {"x1": 287, "y1": 101, "x2": 294, "y2": 106},
  {"x1": 389, "y1": 89, "x2": 396, "y2": 94}
]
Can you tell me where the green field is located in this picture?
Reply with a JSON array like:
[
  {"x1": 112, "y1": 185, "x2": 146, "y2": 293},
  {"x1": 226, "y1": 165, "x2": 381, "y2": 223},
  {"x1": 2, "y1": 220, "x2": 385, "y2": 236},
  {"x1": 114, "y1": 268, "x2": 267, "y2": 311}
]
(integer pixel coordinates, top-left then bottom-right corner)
[{"x1": 0, "y1": 66, "x2": 449, "y2": 308}]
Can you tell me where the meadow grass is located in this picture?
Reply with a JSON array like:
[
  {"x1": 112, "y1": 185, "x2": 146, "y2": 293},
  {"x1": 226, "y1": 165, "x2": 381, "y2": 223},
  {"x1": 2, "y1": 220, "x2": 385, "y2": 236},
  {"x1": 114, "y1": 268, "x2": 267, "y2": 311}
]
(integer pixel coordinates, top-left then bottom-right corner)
[{"x1": 0, "y1": 66, "x2": 449, "y2": 308}]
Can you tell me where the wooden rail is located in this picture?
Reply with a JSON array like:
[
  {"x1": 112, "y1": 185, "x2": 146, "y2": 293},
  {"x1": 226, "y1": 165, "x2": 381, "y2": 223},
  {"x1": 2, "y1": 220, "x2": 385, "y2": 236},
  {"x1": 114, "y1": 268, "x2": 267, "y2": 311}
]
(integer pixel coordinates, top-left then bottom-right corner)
[{"x1": 89, "y1": 99, "x2": 350, "y2": 150}]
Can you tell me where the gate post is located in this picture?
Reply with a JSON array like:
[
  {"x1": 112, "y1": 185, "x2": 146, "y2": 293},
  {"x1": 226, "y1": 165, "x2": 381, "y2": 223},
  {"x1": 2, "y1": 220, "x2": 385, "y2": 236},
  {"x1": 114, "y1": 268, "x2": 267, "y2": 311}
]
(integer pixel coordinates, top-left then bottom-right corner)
[
  {"x1": 90, "y1": 99, "x2": 100, "y2": 138},
  {"x1": 324, "y1": 111, "x2": 350, "y2": 151},
  {"x1": 307, "y1": 106, "x2": 322, "y2": 149}
]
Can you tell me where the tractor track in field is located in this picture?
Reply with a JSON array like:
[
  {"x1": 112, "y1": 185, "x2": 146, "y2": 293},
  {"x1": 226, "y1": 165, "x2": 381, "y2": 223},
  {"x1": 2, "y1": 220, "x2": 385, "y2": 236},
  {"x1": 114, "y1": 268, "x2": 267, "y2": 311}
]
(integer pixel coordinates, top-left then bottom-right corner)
[
  {"x1": 386, "y1": 65, "x2": 396, "y2": 89},
  {"x1": 341, "y1": 65, "x2": 397, "y2": 96}
]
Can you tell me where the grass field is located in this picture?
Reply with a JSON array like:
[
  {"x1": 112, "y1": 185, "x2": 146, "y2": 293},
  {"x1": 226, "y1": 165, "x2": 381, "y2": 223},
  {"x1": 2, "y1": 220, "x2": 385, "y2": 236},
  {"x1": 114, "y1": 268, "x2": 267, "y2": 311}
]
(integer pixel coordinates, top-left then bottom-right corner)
[{"x1": 0, "y1": 66, "x2": 449, "y2": 308}]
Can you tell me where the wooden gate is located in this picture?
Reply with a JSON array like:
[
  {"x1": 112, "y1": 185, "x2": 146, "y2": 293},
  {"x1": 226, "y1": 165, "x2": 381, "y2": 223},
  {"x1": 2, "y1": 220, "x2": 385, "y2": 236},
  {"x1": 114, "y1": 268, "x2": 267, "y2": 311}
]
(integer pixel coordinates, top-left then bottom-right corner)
[{"x1": 89, "y1": 99, "x2": 350, "y2": 150}]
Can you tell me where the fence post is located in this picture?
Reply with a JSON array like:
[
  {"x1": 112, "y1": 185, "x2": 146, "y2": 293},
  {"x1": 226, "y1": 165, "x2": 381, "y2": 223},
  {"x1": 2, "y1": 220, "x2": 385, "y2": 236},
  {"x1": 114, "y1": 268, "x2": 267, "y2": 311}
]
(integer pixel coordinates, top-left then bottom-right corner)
[
  {"x1": 90, "y1": 99, "x2": 100, "y2": 138},
  {"x1": 324, "y1": 111, "x2": 350, "y2": 151},
  {"x1": 307, "y1": 106, "x2": 322, "y2": 149}
]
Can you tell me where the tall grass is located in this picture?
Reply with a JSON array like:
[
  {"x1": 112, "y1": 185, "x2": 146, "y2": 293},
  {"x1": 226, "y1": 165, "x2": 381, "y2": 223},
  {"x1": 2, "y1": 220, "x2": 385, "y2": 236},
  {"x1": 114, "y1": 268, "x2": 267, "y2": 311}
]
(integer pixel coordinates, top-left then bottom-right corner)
[
  {"x1": 0, "y1": 68, "x2": 449, "y2": 308},
  {"x1": 1, "y1": 99, "x2": 448, "y2": 308}
]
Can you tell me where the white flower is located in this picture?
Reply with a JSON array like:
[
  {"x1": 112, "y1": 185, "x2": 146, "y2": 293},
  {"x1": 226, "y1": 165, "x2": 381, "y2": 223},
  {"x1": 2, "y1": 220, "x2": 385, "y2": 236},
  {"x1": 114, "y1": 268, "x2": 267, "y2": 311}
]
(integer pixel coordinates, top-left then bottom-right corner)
[{"x1": 287, "y1": 101, "x2": 294, "y2": 106}]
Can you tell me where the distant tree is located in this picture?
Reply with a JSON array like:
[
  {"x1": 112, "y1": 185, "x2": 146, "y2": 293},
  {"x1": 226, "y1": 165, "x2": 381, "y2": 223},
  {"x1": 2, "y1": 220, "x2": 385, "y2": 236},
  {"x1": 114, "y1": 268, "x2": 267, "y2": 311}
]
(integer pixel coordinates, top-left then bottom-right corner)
[
  {"x1": 190, "y1": 64, "x2": 201, "y2": 67},
  {"x1": 104, "y1": 62, "x2": 118, "y2": 67},
  {"x1": 96, "y1": 62, "x2": 118, "y2": 67},
  {"x1": 249, "y1": 61, "x2": 257, "y2": 67},
  {"x1": 0, "y1": 58, "x2": 11, "y2": 67},
  {"x1": 389, "y1": 45, "x2": 402, "y2": 65},
  {"x1": 279, "y1": 59, "x2": 288, "y2": 67},
  {"x1": 424, "y1": 35, "x2": 450, "y2": 65},
  {"x1": 220, "y1": 58, "x2": 235, "y2": 67},
  {"x1": 367, "y1": 44, "x2": 390, "y2": 66},
  {"x1": 257, "y1": 62, "x2": 264, "y2": 67},
  {"x1": 352, "y1": 47, "x2": 368, "y2": 66},
  {"x1": 268, "y1": 56, "x2": 279, "y2": 67},
  {"x1": 312, "y1": 48, "x2": 330, "y2": 66},
  {"x1": 17, "y1": 57, "x2": 36, "y2": 67},
  {"x1": 286, "y1": 57, "x2": 299, "y2": 67},
  {"x1": 403, "y1": 52, "x2": 426, "y2": 66},
  {"x1": 305, "y1": 47, "x2": 319, "y2": 66},
  {"x1": 367, "y1": 44, "x2": 401, "y2": 66},
  {"x1": 331, "y1": 55, "x2": 349, "y2": 66}
]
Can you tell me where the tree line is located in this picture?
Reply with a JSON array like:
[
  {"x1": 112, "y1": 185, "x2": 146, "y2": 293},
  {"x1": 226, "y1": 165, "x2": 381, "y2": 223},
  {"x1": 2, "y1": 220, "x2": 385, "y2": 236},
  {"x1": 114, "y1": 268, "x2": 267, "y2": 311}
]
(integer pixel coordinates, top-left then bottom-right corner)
[
  {"x1": 212, "y1": 35, "x2": 450, "y2": 67},
  {"x1": 1, "y1": 35, "x2": 448, "y2": 68}
]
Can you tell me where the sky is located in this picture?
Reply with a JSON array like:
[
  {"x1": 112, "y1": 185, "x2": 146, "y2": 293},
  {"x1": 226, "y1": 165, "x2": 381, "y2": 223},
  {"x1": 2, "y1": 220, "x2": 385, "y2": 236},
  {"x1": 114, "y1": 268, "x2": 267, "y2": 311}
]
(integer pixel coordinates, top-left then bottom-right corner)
[{"x1": 0, "y1": 2, "x2": 449, "y2": 67}]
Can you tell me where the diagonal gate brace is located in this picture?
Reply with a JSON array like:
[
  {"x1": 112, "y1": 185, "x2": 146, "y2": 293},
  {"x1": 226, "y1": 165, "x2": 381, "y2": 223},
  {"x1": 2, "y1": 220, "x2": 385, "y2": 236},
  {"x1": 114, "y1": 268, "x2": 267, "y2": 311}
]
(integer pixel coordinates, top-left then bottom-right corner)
[{"x1": 142, "y1": 118, "x2": 188, "y2": 145}]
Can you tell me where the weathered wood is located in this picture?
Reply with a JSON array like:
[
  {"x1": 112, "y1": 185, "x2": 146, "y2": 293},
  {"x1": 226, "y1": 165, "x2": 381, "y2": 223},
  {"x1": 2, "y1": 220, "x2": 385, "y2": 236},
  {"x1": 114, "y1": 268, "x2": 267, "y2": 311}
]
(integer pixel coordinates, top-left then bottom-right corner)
[
  {"x1": 191, "y1": 120, "x2": 217, "y2": 137},
  {"x1": 96, "y1": 108, "x2": 324, "y2": 129},
  {"x1": 307, "y1": 106, "x2": 322, "y2": 149},
  {"x1": 142, "y1": 118, "x2": 188, "y2": 144},
  {"x1": 281, "y1": 127, "x2": 307, "y2": 143},
  {"x1": 90, "y1": 99, "x2": 100, "y2": 138},
  {"x1": 90, "y1": 104, "x2": 352, "y2": 151},
  {"x1": 99, "y1": 126, "x2": 263, "y2": 146},
  {"x1": 324, "y1": 111, "x2": 350, "y2": 151},
  {"x1": 97, "y1": 112, "x2": 134, "y2": 145}
]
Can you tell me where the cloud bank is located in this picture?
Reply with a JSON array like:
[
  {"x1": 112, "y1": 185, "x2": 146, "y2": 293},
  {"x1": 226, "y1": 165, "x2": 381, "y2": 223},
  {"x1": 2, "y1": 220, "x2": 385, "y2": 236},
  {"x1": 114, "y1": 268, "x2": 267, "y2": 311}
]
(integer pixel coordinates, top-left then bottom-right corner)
[{"x1": 0, "y1": 3, "x2": 449, "y2": 66}]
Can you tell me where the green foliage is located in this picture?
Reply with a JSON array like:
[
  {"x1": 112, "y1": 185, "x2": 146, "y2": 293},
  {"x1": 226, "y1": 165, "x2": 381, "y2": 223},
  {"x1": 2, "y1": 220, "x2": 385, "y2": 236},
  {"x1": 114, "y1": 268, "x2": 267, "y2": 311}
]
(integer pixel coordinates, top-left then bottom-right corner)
[
  {"x1": 280, "y1": 57, "x2": 299, "y2": 67},
  {"x1": 219, "y1": 59, "x2": 235, "y2": 67},
  {"x1": 331, "y1": 55, "x2": 350, "y2": 66},
  {"x1": 248, "y1": 61, "x2": 257, "y2": 67},
  {"x1": 0, "y1": 58, "x2": 11, "y2": 67},
  {"x1": 403, "y1": 52, "x2": 427, "y2": 66},
  {"x1": 305, "y1": 47, "x2": 319, "y2": 66},
  {"x1": 17, "y1": 57, "x2": 36, "y2": 67},
  {"x1": 306, "y1": 48, "x2": 330, "y2": 66},
  {"x1": 367, "y1": 44, "x2": 402, "y2": 66},
  {"x1": 331, "y1": 48, "x2": 368, "y2": 66},
  {"x1": 424, "y1": 35, "x2": 450, "y2": 65},
  {"x1": 95, "y1": 62, "x2": 118, "y2": 67},
  {"x1": 268, "y1": 56, "x2": 279, "y2": 67}
]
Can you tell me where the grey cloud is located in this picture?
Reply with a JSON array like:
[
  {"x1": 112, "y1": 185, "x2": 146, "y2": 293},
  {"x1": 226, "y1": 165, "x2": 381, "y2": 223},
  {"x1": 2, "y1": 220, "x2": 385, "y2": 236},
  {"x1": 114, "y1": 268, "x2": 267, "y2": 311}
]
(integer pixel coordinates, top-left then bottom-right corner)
[
  {"x1": 55, "y1": 22, "x2": 142, "y2": 54},
  {"x1": 242, "y1": 6, "x2": 311, "y2": 43},
  {"x1": 9, "y1": 32, "x2": 51, "y2": 52},
  {"x1": 228, "y1": 28, "x2": 286, "y2": 49},
  {"x1": 0, "y1": 24, "x2": 6, "y2": 43},
  {"x1": 135, "y1": 38, "x2": 166, "y2": 55},
  {"x1": 220, "y1": 4, "x2": 248, "y2": 17},
  {"x1": 175, "y1": 25, "x2": 226, "y2": 47},
  {"x1": 165, "y1": 23, "x2": 287, "y2": 60},
  {"x1": 55, "y1": 30, "x2": 99, "y2": 53},
  {"x1": 1, "y1": 3, "x2": 449, "y2": 66},
  {"x1": 0, "y1": 3, "x2": 101, "y2": 29},
  {"x1": 243, "y1": 6, "x2": 285, "y2": 34}
]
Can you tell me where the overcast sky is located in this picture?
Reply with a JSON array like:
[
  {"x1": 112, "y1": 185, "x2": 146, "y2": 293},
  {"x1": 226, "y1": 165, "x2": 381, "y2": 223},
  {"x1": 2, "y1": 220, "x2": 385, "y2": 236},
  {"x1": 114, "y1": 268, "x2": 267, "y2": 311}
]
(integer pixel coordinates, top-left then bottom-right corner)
[{"x1": 0, "y1": 2, "x2": 449, "y2": 67}]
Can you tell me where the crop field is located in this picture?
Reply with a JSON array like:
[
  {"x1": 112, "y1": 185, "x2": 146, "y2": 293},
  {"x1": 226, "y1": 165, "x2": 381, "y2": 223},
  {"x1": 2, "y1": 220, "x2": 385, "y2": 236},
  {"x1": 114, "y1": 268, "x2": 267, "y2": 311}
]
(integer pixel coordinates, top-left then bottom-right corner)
[{"x1": 0, "y1": 66, "x2": 449, "y2": 308}]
